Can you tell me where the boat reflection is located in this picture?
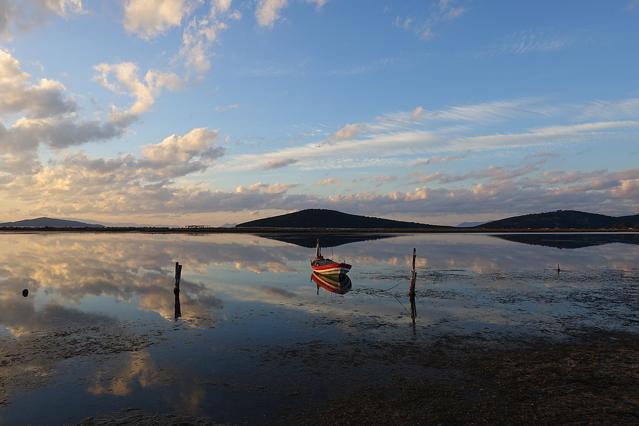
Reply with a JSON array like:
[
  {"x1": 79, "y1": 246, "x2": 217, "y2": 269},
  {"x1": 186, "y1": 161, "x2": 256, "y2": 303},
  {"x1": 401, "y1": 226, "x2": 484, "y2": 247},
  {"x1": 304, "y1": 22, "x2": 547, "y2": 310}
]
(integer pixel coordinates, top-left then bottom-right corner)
[{"x1": 310, "y1": 272, "x2": 352, "y2": 295}]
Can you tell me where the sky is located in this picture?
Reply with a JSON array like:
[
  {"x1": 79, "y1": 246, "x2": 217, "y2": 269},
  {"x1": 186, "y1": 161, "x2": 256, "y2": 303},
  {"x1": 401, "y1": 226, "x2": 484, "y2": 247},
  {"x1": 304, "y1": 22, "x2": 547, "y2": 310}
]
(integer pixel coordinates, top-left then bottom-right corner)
[{"x1": 0, "y1": 0, "x2": 638, "y2": 226}]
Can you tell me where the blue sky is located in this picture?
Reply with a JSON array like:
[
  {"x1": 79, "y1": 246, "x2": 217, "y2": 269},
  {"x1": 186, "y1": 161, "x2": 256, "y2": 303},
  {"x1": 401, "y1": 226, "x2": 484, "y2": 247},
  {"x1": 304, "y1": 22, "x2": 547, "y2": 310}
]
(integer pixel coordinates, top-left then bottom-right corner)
[{"x1": 0, "y1": 0, "x2": 638, "y2": 225}]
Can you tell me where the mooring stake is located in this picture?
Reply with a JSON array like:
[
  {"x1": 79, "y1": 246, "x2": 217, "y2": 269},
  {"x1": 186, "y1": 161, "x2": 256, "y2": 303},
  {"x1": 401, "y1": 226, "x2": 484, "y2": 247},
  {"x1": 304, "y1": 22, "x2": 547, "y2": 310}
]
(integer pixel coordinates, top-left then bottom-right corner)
[
  {"x1": 175, "y1": 261, "x2": 182, "y2": 289},
  {"x1": 174, "y1": 262, "x2": 182, "y2": 320},
  {"x1": 409, "y1": 248, "x2": 417, "y2": 332},
  {"x1": 409, "y1": 248, "x2": 416, "y2": 296}
]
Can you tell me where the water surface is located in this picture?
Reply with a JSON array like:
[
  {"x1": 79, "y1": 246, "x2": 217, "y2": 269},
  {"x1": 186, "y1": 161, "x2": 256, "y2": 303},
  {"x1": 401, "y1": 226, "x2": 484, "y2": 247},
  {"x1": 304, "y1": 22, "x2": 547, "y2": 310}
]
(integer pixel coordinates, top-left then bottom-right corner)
[{"x1": 0, "y1": 233, "x2": 637, "y2": 424}]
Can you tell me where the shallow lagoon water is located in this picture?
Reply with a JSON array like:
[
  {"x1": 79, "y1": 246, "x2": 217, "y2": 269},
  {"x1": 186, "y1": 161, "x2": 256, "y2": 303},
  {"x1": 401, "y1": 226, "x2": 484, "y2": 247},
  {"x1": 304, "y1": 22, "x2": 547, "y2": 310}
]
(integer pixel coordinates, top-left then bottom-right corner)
[{"x1": 0, "y1": 232, "x2": 638, "y2": 424}]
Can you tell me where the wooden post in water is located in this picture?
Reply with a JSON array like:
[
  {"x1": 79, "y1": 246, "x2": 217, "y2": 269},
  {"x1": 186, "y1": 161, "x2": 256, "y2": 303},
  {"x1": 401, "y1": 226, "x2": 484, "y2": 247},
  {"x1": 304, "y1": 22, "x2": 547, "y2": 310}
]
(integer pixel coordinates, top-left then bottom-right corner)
[
  {"x1": 409, "y1": 248, "x2": 417, "y2": 333},
  {"x1": 174, "y1": 262, "x2": 182, "y2": 320},
  {"x1": 175, "y1": 262, "x2": 182, "y2": 288},
  {"x1": 409, "y1": 248, "x2": 416, "y2": 296}
]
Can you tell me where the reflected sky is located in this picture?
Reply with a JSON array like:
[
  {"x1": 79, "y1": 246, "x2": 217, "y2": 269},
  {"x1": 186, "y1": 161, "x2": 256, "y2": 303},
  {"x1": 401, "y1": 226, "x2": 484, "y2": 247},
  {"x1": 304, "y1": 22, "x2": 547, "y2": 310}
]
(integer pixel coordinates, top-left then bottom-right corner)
[{"x1": 0, "y1": 232, "x2": 637, "y2": 424}]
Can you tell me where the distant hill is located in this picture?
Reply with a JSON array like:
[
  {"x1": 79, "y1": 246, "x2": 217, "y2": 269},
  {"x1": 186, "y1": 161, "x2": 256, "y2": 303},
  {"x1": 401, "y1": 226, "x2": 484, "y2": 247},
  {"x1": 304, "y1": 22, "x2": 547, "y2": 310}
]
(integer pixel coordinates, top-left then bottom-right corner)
[
  {"x1": 457, "y1": 221, "x2": 486, "y2": 228},
  {"x1": 236, "y1": 209, "x2": 447, "y2": 229},
  {"x1": 477, "y1": 210, "x2": 639, "y2": 230},
  {"x1": 0, "y1": 217, "x2": 104, "y2": 228}
]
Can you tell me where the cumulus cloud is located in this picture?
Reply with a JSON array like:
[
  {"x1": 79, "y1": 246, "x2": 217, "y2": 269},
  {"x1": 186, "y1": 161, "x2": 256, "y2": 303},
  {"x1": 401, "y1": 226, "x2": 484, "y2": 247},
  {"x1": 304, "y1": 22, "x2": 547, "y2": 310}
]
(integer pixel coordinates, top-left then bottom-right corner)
[
  {"x1": 123, "y1": 0, "x2": 192, "y2": 39},
  {"x1": 2, "y1": 127, "x2": 225, "y2": 215},
  {"x1": 0, "y1": 0, "x2": 84, "y2": 40},
  {"x1": 4, "y1": 143, "x2": 639, "y2": 220},
  {"x1": 179, "y1": 3, "x2": 240, "y2": 77},
  {"x1": 142, "y1": 128, "x2": 222, "y2": 166},
  {"x1": 120, "y1": 0, "x2": 242, "y2": 78},
  {"x1": 210, "y1": 0, "x2": 232, "y2": 16},
  {"x1": 93, "y1": 62, "x2": 181, "y2": 117},
  {"x1": 0, "y1": 49, "x2": 75, "y2": 118},
  {"x1": 181, "y1": 16, "x2": 222, "y2": 75},
  {"x1": 0, "y1": 50, "x2": 142, "y2": 176},
  {"x1": 318, "y1": 167, "x2": 639, "y2": 217},
  {"x1": 255, "y1": 0, "x2": 288, "y2": 28}
]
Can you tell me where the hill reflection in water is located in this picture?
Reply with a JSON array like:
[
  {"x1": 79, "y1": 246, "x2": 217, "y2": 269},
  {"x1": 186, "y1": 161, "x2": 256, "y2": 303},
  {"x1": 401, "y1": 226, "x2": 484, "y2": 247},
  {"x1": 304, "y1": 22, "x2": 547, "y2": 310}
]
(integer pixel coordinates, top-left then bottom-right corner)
[
  {"x1": 492, "y1": 233, "x2": 639, "y2": 249},
  {"x1": 256, "y1": 233, "x2": 394, "y2": 248}
]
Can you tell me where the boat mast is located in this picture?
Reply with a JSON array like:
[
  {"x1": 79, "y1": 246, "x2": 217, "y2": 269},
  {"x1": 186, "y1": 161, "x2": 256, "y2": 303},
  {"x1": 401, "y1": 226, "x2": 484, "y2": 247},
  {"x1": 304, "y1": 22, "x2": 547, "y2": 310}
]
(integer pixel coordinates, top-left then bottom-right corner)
[{"x1": 316, "y1": 239, "x2": 322, "y2": 258}]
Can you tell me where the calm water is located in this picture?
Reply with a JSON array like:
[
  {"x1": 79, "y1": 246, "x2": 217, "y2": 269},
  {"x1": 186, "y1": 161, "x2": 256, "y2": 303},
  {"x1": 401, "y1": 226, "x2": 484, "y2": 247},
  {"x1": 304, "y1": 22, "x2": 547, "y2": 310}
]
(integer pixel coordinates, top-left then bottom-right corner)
[{"x1": 0, "y1": 233, "x2": 638, "y2": 424}]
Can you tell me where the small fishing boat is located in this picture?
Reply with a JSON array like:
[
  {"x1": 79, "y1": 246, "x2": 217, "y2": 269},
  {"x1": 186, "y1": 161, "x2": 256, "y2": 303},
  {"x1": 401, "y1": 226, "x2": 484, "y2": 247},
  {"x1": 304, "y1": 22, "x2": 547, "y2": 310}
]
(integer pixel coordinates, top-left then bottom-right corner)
[
  {"x1": 310, "y1": 239, "x2": 351, "y2": 275},
  {"x1": 311, "y1": 272, "x2": 352, "y2": 295}
]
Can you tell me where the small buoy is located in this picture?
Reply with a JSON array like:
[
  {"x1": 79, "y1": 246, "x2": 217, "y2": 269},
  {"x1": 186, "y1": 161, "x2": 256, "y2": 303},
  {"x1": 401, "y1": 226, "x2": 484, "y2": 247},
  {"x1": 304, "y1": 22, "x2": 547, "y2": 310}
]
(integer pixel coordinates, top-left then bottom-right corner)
[{"x1": 22, "y1": 289, "x2": 29, "y2": 297}]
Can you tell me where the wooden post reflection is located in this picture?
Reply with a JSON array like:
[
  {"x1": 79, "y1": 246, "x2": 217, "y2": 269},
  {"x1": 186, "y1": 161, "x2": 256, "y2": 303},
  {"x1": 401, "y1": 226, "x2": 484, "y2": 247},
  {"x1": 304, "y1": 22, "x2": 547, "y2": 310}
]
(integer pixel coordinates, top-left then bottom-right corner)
[
  {"x1": 174, "y1": 262, "x2": 182, "y2": 320},
  {"x1": 410, "y1": 291, "x2": 417, "y2": 330}
]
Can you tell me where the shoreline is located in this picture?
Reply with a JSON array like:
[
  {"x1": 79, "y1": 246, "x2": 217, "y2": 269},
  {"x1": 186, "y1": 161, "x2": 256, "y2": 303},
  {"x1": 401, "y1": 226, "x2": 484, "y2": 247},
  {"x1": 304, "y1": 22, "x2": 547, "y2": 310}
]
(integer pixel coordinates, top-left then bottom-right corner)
[{"x1": 0, "y1": 227, "x2": 638, "y2": 234}]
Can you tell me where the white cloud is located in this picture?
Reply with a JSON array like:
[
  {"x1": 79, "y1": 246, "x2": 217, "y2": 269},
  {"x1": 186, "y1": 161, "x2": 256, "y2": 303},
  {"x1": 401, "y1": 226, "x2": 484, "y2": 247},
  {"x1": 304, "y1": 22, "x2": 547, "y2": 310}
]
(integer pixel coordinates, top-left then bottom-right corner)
[
  {"x1": 215, "y1": 103, "x2": 240, "y2": 112},
  {"x1": 0, "y1": 0, "x2": 84, "y2": 40},
  {"x1": 210, "y1": 0, "x2": 232, "y2": 16},
  {"x1": 412, "y1": 155, "x2": 465, "y2": 167},
  {"x1": 216, "y1": 99, "x2": 639, "y2": 174},
  {"x1": 120, "y1": 0, "x2": 240, "y2": 78},
  {"x1": 262, "y1": 158, "x2": 298, "y2": 170},
  {"x1": 142, "y1": 128, "x2": 221, "y2": 164},
  {"x1": 308, "y1": 0, "x2": 327, "y2": 9},
  {"x1": 318, "y1": 177, "x2": 338, "y2": 185},
  {"x1": 2, "y1": 127, "x2": 226, "y2": 215},
  {"x1": 498, "y1": 30, "x2": 573, "y2": 55},
  {"x1": 579, "y1": 97, "x2": 639, "y2": 120},
  {"x1": 410, "y1": 106, "x2": 424, "y2": 120},
  {"x1": 123, "y1": 0, "x2": 192, "y2": 40},
  {"x1": 180, "y1": 17, "x2": 225, "y2": 76},
  {"x1": 235, "y1": 181, "x2": 296, "y2": 194},
  {"x1": 330, "y1": 123, "x2": 359, "y2": 142},
  {"x1": 397, "y1": 0, "x2": 467, "y2": 41},
  {"x1": 178, "y1": 0, "x2": 240, "y2": 78},
  {"x1": 0, "y1": 49, "x2": 75, "y2": 118},
  {"x1": 93, "y1": 62, "x2": 181, "y2": 117},
  {"x1": 0, "y1": 50, "x2": 137, "y2": 176},
  {"x1": 255, "y1": 0, "x2": 288, "y2": 28}
]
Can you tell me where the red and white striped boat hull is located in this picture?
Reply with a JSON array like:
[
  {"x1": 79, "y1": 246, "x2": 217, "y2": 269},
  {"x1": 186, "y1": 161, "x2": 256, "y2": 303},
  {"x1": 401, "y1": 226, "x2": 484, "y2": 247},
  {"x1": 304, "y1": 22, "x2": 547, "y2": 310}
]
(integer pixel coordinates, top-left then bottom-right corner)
[{"x1": 311, "y1": 259, "x2": 351, "y2": 275}]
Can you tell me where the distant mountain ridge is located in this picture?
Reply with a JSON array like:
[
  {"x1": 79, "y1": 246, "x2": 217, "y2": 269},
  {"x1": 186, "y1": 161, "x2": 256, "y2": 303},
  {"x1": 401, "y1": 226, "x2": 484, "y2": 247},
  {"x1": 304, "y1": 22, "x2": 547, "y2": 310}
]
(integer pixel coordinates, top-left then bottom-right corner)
[
  {"x1": 236, "y1": 209, "x2": 446, "y2": 229},
  {"x1": 477, "y1": 210, "x2": 639, "y2": 229},
  {"x1": 2, "y1": 210, "x2": 637, "y2": 231},
  {"x1": 0, "y1": 217, "x2": 104, "y2": 228}
]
